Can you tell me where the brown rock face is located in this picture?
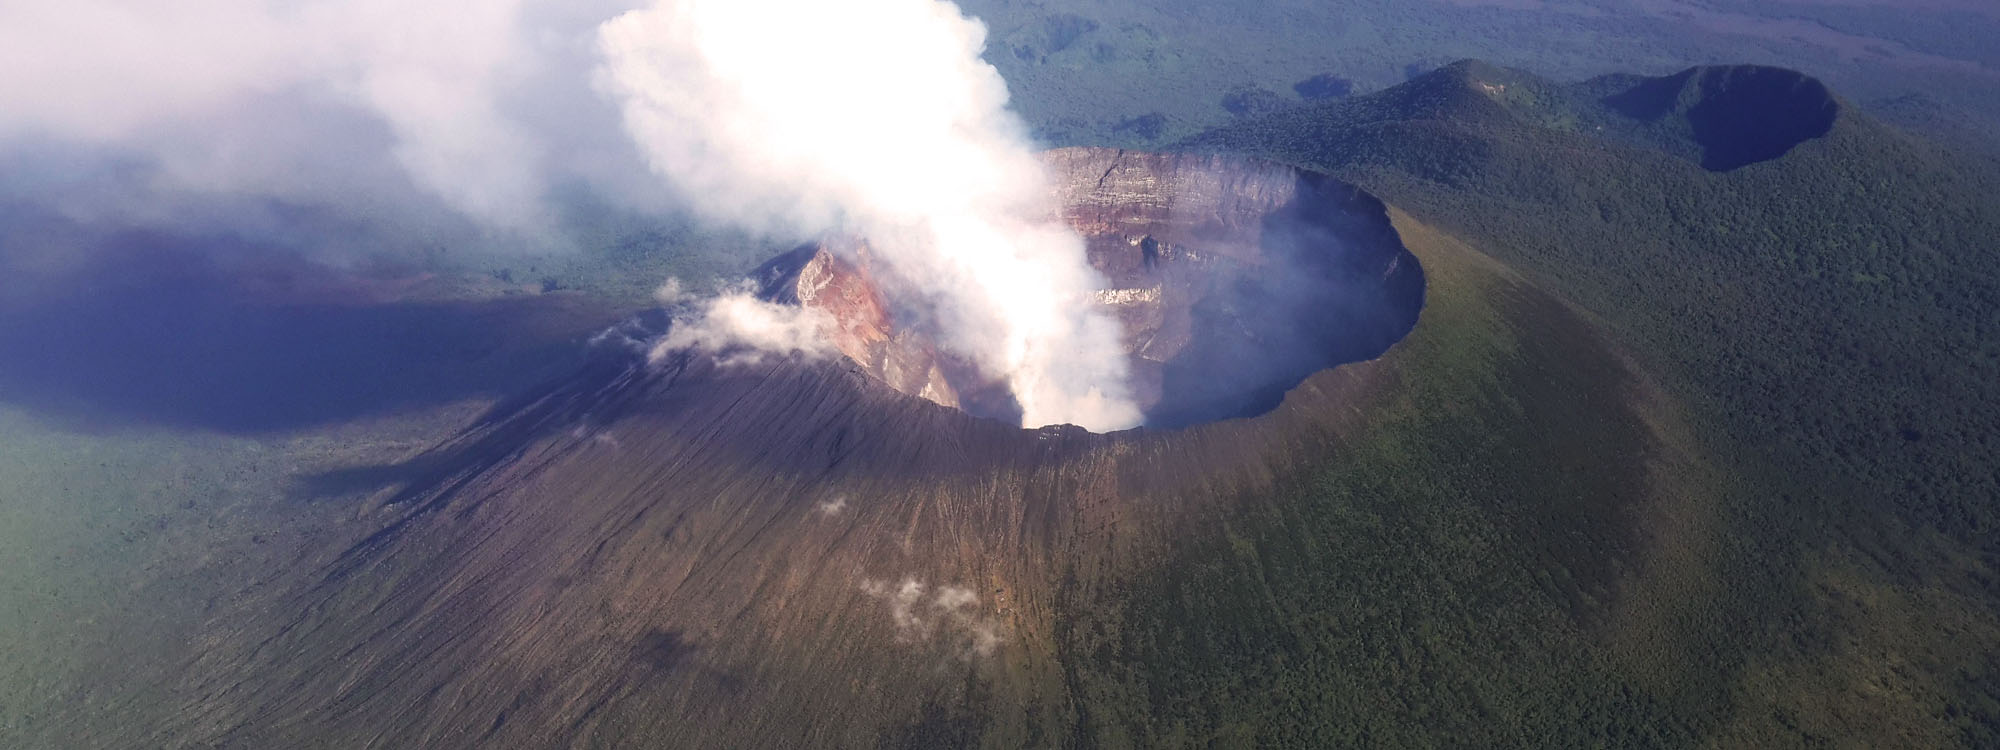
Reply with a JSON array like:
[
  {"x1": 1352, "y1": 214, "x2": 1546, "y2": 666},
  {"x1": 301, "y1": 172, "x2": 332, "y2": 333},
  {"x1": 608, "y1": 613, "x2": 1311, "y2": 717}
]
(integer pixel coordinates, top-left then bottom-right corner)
[
  {"x1": 756, "y1": 240, "x2": 992, "y2": 417},
  {"x1": 759, "y1": 147, "x2": 1423, "y2": 428}
]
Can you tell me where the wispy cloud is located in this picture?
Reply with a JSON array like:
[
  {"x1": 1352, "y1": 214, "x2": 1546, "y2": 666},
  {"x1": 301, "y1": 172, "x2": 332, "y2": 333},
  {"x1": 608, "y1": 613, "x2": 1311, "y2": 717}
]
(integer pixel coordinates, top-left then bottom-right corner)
[{"x1": 861, "y1": 575, "x2": 1004, "y2": 657}]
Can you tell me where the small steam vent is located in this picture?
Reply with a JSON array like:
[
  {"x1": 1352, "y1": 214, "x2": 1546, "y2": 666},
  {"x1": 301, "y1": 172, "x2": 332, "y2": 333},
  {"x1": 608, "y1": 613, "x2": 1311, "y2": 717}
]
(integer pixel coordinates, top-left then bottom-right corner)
[{"x1": 757, "y1": 148, "x2": 1425, "y2": 430}]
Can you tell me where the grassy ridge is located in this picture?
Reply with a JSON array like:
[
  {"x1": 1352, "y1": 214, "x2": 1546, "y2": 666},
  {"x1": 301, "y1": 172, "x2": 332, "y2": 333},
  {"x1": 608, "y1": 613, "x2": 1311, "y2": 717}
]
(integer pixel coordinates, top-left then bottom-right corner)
[
  {"x1": 1044, "y1": 191, "x2": 2000, "y2": 744},
  {"x1": 1046, "y1": 212, "x2": 1753, "y2": 745}
]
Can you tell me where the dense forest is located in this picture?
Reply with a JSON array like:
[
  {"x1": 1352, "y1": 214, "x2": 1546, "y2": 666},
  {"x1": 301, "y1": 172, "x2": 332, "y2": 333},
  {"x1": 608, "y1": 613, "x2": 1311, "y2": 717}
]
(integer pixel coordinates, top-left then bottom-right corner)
[
  {"x1": 960, "y1": 0, "x2": 2000, "y2": 151},
  {"x1": 1093, "y1": 60, "x2": 2000, "y2": 744}
]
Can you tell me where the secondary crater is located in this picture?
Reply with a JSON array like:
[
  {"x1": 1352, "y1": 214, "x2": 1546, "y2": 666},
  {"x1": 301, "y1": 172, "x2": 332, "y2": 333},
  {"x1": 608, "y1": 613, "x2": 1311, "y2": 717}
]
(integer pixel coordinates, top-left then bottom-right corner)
[
  {"x1": 1603, "y1": 65, "x2": 1840, "y2": 172},
  {"x1": 754, "y1": 147, "x2": 1425, "y2": 430}
]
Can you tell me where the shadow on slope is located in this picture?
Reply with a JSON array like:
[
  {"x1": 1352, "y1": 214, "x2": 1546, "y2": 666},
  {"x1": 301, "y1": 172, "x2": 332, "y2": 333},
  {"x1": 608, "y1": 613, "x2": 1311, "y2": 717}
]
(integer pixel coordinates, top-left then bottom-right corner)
[{"x1": 0, "y1": 233, "x2": 619, "y2": 434}]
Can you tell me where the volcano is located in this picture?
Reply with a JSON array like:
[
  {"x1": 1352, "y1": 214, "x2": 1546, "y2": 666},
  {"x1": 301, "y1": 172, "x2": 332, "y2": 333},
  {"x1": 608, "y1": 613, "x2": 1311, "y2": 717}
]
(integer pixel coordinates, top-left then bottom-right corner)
[
  {"x1": 87, "y1": 148, "x2": 1439, "y2": 748},
  {"x1": 23, "y1": 57, "x2": 2000, "y2": 748},
  {"x1": 755, "y1": 147, "x2": 1423, "y2": 428}
]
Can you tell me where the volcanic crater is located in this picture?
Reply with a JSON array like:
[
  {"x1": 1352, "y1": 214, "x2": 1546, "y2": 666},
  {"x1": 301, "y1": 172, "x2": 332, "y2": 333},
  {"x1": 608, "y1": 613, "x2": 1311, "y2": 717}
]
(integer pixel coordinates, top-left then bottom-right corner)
[{"x1": 754, "y1": 147, "x2": 1425, "y2": 429}]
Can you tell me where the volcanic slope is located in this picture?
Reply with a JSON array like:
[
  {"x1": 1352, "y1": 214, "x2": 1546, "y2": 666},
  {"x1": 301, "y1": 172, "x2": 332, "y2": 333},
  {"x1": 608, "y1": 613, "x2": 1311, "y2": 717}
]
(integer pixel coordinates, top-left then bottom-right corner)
[{"x1": 28, "y1": 152, "x2": 1772, "y2": 748}]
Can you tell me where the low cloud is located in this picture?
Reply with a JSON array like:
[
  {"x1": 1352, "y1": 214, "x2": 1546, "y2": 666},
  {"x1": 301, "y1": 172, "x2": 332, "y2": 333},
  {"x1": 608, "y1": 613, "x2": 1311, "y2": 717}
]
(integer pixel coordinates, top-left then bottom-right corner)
[{"x1": 860, "y1": 576, "x2": 1003, "y2": 657}]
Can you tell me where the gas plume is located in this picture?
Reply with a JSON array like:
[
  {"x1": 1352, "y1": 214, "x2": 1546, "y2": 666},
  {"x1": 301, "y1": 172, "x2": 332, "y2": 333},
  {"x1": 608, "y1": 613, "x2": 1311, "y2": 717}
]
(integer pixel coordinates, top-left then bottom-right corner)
[
  {"x1": 596, "y1": 0, "x2": 1142, "y2": 431},
  {"x1": 650, "y1": 279, "x2": 835, "y2": 367},
  {"x1": 0, "y1": 0, "x2": 664, "y2": 263},
  {"x1": 0, "y1": 1, "x2": 1143, "y2": 430}
]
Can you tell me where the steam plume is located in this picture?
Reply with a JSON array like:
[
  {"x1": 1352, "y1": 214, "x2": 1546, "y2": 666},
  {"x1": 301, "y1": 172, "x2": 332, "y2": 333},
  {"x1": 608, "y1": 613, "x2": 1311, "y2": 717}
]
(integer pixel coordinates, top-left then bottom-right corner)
[
  {"x1": 650, "y1": 279, "x2": 835, "y2": 366},
  {"x1": 0, "y1": 1, "x2": 1142, "y2": 430},
  {"x1": 596, "y1": 0, "x2": 1142, "y2": 431}
]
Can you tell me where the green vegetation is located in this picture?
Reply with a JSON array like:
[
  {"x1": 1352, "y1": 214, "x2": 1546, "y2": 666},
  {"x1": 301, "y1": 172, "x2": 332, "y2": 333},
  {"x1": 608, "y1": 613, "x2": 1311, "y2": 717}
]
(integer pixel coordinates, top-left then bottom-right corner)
[
  {"x1": 1053, "y1": 214, "x2": 1741, "y2": 745},
  {"x1": 0, "y1": 401, "x2": 486, "y2": 741},
  {"x1": 1097, "y1": 62, "x2": 2000, "y2": 744},
  {"x1": 1193, "y1": 62, "x2": 2000, "y2": 550}
]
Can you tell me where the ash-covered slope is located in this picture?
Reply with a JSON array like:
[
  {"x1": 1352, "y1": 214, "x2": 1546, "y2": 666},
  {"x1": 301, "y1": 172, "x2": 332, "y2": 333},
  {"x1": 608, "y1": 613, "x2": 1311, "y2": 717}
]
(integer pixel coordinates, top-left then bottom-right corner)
[{"x1": 136, "y1": 285, "x2": 1411, "y2": 749}]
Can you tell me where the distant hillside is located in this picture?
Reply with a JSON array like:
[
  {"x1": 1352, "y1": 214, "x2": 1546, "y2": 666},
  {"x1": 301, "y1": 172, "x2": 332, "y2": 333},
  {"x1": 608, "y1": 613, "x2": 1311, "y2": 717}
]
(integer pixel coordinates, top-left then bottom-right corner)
[{"x1": 1190, "y1": 60, "x2": 2000, "y2": 550}]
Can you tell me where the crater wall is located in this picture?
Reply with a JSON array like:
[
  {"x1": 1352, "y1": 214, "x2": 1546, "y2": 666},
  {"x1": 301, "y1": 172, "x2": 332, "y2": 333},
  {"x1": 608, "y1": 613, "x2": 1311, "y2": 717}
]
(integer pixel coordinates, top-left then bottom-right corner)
[{"x1": 764, "y1": 148, "x2": 1426, "y2": 429}]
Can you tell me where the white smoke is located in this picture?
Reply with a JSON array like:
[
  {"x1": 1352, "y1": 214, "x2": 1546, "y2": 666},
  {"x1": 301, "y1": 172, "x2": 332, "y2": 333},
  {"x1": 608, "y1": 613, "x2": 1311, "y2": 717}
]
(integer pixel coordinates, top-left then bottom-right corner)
[
  {"x1": 650, "y1": 280, "x2": 834, "y2": 367},
  {"x1": 596, "y1": 0, "x2": 1143, "y2": 431},
  {"x1": 815, "y1": 495, "x2": 849, "y2": 516}
]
